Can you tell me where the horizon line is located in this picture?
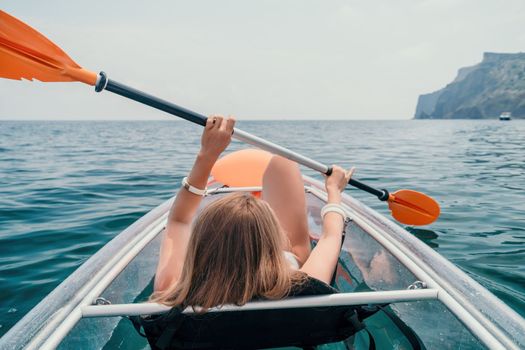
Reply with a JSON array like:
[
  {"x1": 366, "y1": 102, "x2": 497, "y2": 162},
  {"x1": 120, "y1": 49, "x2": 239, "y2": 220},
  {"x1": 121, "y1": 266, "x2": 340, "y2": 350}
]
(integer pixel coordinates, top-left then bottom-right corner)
[{"x1": 0, "y1": 117, "x2": 414, "y2": 121}]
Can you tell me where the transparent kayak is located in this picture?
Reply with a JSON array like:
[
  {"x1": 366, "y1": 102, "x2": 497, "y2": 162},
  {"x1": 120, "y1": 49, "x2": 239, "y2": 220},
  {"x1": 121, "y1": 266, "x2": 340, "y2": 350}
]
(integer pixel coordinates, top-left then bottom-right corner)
[{"x1": 1, "y1": 176, "x2": 524, "y2": 350}]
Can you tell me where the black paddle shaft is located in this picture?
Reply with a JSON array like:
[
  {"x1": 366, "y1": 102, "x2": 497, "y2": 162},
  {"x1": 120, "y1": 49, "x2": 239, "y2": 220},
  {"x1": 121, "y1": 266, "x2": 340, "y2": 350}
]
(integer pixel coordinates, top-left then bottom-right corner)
[
  {"x1": 349, "y1": 178, "x2": 389, "y2": 201},
  {"x1": 97, "y1": 73, "x2": 208, "y2": 127},
  {"x1": 95, "y1": 72, "x2": 390, "y2": 202}
]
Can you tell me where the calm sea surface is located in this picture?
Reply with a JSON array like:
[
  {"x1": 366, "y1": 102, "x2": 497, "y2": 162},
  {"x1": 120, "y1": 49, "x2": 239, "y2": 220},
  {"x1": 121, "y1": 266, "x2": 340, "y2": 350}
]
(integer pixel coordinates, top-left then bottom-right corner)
[{"x1": 0, "y1": 120, "x2": 524, "y2": 336}]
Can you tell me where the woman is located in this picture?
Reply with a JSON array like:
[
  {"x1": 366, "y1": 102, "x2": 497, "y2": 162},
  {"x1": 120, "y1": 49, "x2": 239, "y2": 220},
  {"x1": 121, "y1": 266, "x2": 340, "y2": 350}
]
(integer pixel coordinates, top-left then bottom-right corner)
[{"x1": 152, "y1": 115, "x2": 354, "y2": 309}]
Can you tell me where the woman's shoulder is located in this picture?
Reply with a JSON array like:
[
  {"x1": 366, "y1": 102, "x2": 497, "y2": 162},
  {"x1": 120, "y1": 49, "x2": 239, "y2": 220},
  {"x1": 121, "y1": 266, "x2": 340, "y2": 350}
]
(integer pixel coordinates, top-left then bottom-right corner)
[{"x1": 288, "y1": 276, "x2": 338, "y2": 297}]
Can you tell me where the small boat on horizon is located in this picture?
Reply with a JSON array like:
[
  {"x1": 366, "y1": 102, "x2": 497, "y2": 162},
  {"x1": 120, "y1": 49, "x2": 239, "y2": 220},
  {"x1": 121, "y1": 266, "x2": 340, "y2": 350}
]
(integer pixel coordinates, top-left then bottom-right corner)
[{"x1": 499, "y1": 112, "x2": 512, "y2": 121}]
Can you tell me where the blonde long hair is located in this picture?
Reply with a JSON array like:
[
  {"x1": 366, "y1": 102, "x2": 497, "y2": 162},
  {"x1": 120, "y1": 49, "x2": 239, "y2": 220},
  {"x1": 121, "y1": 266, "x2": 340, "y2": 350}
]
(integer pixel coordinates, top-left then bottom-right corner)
[{"x1": 151, "y1": 192, "x2": 306, "y2": 309}]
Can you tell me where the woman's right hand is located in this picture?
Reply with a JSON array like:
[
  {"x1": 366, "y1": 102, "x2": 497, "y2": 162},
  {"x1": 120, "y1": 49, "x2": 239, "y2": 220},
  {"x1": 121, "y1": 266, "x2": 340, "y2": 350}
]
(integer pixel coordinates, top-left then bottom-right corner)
[
  {"x1": 200, "y1": 115, "x2": 236, "y2": 160},
  {"x1": 325, "y1": 165, "x2": 355, "y2": 194}
]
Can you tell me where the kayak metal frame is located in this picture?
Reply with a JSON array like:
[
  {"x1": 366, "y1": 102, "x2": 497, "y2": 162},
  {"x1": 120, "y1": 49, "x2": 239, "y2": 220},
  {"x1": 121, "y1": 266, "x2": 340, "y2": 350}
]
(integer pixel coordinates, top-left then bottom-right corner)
[
  {"x1": 1, "y1": 179, "x2": 524, "y2": 350},
  {"x1": 206, "y1": 186, "x2": 262, "y2": 194},
  {"x1": 81, "y1": 289, "x2": 439, "y2": 318}
]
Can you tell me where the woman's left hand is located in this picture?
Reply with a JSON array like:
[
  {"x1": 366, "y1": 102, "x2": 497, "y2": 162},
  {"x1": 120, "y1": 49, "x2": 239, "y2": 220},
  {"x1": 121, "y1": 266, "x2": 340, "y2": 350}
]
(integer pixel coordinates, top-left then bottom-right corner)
[{"x1": 200, "y1": 115, "x2": 236, "y2": 160}]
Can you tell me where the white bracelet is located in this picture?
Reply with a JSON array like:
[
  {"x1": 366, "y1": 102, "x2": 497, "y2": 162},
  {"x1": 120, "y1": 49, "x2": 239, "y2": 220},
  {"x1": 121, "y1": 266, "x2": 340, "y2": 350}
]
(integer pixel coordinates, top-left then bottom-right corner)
[
  {"x1": 320, "y1": 203, "x2": 347, "y2": 221},
  {"x1": 181, "y1": 177, "x2": 207, "y2": 196}
]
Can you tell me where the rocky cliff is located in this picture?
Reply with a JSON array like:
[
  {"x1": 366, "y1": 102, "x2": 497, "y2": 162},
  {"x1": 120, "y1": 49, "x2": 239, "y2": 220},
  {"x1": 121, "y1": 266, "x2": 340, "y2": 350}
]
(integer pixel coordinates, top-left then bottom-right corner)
[{"x1": 414, "y1": 52, "x2": 525, "y2": 119}]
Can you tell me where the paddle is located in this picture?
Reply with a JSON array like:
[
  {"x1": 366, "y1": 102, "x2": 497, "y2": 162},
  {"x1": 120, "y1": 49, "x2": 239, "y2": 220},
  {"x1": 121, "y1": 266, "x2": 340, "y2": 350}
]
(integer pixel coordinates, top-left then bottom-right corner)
[{"x1": 0, "y1": 10, "x2": 440, "y2": 226}]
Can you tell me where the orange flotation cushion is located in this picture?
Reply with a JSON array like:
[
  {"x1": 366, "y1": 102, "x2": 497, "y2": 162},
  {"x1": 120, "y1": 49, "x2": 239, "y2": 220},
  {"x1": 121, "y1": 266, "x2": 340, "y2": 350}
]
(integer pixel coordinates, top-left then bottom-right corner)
[{"x1": 211, "y1": 149, "x2": 273, "y2": 187}]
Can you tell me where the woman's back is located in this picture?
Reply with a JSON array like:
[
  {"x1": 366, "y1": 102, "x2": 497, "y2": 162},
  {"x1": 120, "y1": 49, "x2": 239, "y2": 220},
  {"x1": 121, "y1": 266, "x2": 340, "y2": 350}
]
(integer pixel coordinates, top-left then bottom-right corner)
[{"x1": 152, "y1": 115, "x2": 353, "y2": 311}]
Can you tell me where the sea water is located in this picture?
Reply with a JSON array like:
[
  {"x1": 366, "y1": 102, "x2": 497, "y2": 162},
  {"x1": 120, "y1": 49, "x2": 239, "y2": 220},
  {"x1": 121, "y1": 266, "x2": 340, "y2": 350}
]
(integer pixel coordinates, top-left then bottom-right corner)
[{"x1": 0, "y1": 120, "x2": 524, "y2": 337}]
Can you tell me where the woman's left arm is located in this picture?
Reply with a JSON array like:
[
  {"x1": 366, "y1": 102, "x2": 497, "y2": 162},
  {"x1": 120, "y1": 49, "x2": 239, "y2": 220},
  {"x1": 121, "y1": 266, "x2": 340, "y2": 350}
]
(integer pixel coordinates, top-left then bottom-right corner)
[{"x1": 154, "y1": 116, "x2": 235, "y2": 291}]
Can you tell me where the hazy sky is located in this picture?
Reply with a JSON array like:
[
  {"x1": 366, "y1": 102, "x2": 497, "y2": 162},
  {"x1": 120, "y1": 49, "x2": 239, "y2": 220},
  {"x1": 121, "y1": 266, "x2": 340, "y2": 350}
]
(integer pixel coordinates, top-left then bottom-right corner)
[{"x1": 1, "y1": 0, "x2": 524, "y2": 120}]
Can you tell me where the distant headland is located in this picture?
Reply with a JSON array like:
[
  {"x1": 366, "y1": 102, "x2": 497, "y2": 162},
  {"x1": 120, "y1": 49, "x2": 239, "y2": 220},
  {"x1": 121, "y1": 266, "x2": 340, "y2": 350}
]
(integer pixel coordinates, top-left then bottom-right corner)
[{"x1": 414, "y1": 52, "x2": 525, "y2": 119}]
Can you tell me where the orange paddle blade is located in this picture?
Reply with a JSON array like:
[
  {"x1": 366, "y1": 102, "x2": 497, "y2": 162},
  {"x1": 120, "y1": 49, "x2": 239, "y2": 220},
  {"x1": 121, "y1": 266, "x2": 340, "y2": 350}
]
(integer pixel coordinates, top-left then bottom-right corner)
[
  {"x1": 212, "y1": 149, "x2": 273, "y2": 187},
  {"x1": 388, "y1": 189, "x2": 440, "y2": 226},
  {"x1": 0, "y1": 10, "x2": 97, "y2": 85}
]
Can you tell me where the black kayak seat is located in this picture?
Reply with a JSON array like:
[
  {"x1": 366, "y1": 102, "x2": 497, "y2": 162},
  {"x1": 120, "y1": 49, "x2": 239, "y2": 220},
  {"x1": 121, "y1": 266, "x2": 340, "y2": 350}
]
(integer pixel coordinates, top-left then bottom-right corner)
[{"x1": 131, "y1": 277, "x2": 379, "y2": 350}]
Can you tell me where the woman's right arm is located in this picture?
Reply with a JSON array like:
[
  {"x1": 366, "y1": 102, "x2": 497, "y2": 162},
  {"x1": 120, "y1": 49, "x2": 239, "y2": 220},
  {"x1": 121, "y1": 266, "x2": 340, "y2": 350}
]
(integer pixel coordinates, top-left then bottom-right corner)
[
  {"x1": 154, "y1": 116, "x2": 235, "y2": 292},
  {"x1": 300, "y1": 166, "x2": 354, "y2": 284}
]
